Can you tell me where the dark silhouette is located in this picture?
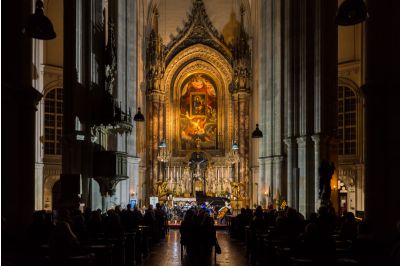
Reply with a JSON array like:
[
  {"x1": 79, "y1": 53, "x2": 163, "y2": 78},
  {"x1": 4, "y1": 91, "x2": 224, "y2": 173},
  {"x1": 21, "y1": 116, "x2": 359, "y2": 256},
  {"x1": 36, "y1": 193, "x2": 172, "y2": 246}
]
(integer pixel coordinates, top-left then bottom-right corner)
[
  {"x1": 319, "y1": 160, "x2": 335, "y2": 202},
  {"x1": 180, "y1": 207, "x2": 218, "y2": 264}
]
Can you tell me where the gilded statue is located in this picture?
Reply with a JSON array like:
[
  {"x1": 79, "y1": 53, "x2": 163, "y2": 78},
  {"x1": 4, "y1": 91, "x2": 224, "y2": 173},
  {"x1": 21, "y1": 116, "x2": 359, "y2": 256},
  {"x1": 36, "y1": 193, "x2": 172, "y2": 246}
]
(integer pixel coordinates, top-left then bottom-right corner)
[
  {"x1": 230, "y1": 181, "x2": 245, "y2": 199},
  {"x1": 155, "y1": 180, "x2": 168, "y2": 197}
]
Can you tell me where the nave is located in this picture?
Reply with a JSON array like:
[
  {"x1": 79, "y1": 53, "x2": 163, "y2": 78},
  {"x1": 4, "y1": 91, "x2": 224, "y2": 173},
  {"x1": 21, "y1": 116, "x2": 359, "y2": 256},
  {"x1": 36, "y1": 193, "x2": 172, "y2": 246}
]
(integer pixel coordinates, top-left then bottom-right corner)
[{"x1": 139, "y1": 229, "x2": 249, "y2": 266}]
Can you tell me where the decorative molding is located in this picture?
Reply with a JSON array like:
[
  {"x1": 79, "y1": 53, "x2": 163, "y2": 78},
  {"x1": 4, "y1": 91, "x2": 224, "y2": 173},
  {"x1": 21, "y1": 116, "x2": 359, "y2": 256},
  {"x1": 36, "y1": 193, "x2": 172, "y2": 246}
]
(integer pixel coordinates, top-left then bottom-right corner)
[
  {"x1": 40, "y1": 65, "x2": 64, "y2": 95},
  {"x1": 43, "y1": 165, "x2": 62, "y2": 177},
  {"x1": 273, "y1": 156, "x2": 284, "y2": 163},
  {"x1": 41, "y1": 64, "x2": 63, "y2": 78},
  {"x1": 283, "y1": 137, "x2": 295, "y2": 147},
  {"x1": 338, "y1": 61, "x2": 360, "y2": 78},
  {"x1": 311, "y1": 133, "x2": 328, "y2": 145},
  {"x1": 296, "y1": 136, "x2": 309, "y2": 146},
  {"x1": 337, "y1": 76, "x2": 364, "y2": 98}
]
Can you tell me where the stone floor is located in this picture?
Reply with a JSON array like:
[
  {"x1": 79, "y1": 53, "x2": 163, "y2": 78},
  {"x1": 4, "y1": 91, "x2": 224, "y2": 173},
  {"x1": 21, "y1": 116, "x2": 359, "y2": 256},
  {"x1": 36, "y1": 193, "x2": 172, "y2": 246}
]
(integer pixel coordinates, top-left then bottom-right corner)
[{"x1": 139, "y1": 229, "x2": 250, "y2": 266}]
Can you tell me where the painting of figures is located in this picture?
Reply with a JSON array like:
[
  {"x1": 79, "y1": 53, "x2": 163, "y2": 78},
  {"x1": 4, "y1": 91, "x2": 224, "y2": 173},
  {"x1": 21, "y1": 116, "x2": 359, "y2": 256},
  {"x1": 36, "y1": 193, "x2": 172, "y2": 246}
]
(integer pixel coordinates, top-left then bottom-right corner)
[{"x1": 180, "y1": 74, "x2": 217, "y2": 150}]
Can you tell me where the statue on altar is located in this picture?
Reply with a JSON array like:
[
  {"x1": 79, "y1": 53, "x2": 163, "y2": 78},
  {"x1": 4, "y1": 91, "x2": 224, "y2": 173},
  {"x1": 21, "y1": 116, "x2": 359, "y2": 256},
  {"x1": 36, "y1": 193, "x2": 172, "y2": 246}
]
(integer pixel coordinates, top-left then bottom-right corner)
[
  {"x1": 231, "y1": 181, "x2": 244, "y2": 199},
  {"x1": 155, "y1": 181, "x2": 168, "y2": 197}
]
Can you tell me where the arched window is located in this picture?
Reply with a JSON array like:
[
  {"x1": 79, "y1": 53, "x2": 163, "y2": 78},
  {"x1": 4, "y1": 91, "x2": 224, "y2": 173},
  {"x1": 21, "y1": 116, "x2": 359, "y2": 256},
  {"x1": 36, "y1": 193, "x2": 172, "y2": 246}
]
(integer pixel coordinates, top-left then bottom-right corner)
[
  {"x1": 338, "y1": 86, "x2": 356, "y2": 155},
  {"x1": 44, "y1": 88, "x2": 63, "y2": 155}
]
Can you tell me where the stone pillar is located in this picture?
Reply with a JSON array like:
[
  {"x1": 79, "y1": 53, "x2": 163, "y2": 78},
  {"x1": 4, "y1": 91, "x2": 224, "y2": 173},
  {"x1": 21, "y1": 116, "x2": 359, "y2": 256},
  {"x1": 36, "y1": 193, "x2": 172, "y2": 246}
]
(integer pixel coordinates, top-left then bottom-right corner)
[
  {"x1": 232, "y1": 93, "x2": 239, "y2": 143},
  {"x1": 258, "y1": 157, "x2": 266, "y2": 206},
  {"x1": 147, "y1": 92, "x2": 165, "y2": 196},
  {"x1": 296, "y1": 136, "x2": 314, "y2": 217},
  {"x1": 273, "y1": 156, "x2": 284, "y2": 202},
  {"x1": 311, "y1": 134, "x2": 328, "y2": 211},
  {"x1": 35, "y1": 163, "x2": 45, "y2": 210},
  {"x1": 2, "y1": 0, "x2": 43, "y2": 234},
  {"x1": 4, "y1": 86, "x2": 42, "y2": 233},
  {"x1": 61, "y1": 0, "x2": 85, "y2": 209},
  {"x1": 127, "y1": 156, "x2": 141, "y2": 202},
  {"x1": 259, "y1": 157, "x2": 273, "y2": 205},
  {"x1": 283, "y1": 138, "x2": 295, "y2": 207},
  {"x1": 238, "y1": 92, "x2": 250, "y2": 195},
  {"x1": 363, "y1": 0, "x2": 400, "y2": 239}
]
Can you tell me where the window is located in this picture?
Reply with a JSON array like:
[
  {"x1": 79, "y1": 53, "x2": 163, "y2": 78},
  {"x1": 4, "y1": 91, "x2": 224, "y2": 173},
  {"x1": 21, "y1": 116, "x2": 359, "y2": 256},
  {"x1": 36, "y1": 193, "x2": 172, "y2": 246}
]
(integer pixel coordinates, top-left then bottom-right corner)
[
  {"x1": 338, "y1": 86, "x2": 356, "y2": 155},
  {"x1": 44, "y1": 88, "x2": 63, "y2": 155}
]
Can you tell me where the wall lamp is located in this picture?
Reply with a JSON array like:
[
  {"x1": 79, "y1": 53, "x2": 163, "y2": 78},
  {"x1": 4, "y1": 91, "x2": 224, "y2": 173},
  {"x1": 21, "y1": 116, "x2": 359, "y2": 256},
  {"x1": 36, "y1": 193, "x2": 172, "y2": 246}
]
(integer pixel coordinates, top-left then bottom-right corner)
[
  {"x1": 252, "y1": 124, "x2": 263, "y2": 138},
  {"x1": 133, "y1": 107, "x2": 145, "y2": 122}
]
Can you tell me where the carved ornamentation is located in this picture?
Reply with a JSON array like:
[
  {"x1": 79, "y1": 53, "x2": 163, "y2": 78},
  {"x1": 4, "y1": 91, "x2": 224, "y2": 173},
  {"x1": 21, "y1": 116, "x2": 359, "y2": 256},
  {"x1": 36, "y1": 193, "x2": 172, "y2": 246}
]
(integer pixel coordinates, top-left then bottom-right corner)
[
  {"x1": 231, "y1": 4, "x2": 251, "y2": 93},
  {"x1": 105, "y1": 21, "x2": 117, "y2": 93},
  {"x1": 146, "y1": 6, "x2": 165, "y2": 94},
  {"x1": 164, "y1": 0, "x2": 232, "y2": 65},
  {"x1": 164, "y1": 44, "x2": 233, "y2": 93},
  {"x1": 164, "y1": 46, "x2": 234, "y2": 157}
]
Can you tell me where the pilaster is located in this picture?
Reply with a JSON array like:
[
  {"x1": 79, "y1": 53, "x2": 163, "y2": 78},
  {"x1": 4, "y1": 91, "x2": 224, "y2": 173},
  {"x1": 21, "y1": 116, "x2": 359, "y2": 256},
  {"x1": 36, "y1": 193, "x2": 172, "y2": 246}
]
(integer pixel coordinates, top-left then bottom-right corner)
[{"x1": 35, "y1": 163, "x2": 45, "y2": 210}]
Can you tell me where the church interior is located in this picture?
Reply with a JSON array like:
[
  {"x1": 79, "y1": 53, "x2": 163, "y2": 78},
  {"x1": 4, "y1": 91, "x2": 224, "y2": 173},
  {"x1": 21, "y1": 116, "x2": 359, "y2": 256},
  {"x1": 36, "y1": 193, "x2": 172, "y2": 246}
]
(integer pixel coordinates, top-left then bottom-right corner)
[{"x1": 2, "y1": 0, "x2": 400, "y2": 265}]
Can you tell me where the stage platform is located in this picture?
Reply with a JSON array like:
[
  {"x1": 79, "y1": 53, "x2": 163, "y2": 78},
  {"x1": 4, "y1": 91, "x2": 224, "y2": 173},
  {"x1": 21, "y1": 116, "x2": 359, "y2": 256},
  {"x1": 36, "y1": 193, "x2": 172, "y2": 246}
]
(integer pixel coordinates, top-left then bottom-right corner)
[{"x1": 168, "y1": 222, "x2": 228, "y2": 230}]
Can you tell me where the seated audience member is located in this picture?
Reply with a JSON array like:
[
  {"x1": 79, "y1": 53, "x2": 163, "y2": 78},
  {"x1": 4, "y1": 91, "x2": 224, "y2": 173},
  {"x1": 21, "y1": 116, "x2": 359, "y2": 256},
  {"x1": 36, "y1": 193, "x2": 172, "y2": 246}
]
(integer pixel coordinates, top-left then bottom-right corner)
[
  {"x1": 104, "y1": 209, "x2": 124, "y2": 239},
  {"x1": 339, "y1": 212, "x2": 358, "y2": 241},
  {"x1": 48, "y1": 220, "x2": 82, "y2": 261},
  {"x1": 27, "y1": 210, "x2": 54, "y2": 247},
  {"x1": 86, "y1": 210, "x2": 104, "y2": 237},
  {"x1": 293, "y1": 222, "x2": 335, "y2": 262}
]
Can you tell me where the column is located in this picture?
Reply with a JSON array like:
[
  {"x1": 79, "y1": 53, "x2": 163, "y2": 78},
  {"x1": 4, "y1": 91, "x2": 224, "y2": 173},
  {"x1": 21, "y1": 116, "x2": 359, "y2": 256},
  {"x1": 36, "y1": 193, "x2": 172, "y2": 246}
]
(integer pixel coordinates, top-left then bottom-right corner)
[
  {"x1": 273, "y1": 156, "x2": 284, "y2": 202},
  {"x1": 364, "y1": 0, "x2": 400, "y2": 239},
  {"x1": 257, "y1": 157, "x2": 266, "y2": 206},
  {"x1": 259, "y1": 157, "x2": 273, "y2": 206},
  {"x1": 283, "y1": 138, "x2": 295, "y2": 207},
  {"x1": 311, "y1": 134, "x2": 328, "y2": 211},
  {"x1": 128, "y1": 156, "x2": 141, "y2": 204},
  {"x1": 147, "y1": 91, "x2": 165, "y2": 196},
  {"x1": 296, "y1": 136, "x2": 314, "y2": 217},
  {"x1": 238, "y1": 91, "x2": 250, "y2": 198},
  {"x1": 35, "y1": 163, "x2": 44, "y2": 210}
]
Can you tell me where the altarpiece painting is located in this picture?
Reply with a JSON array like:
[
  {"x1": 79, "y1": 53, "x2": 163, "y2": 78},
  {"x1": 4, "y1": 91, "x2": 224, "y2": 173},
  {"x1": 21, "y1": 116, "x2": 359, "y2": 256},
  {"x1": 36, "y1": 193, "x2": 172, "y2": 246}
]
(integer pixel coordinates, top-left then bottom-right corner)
[{"x1": 180, "y1": 74, "x2": 218, "y2": 150}]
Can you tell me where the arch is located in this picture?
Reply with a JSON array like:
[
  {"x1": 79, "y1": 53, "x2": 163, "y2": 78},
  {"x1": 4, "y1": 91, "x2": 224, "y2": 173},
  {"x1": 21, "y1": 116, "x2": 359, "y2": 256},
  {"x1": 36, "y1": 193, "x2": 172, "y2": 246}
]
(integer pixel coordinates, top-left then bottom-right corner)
[
  {"x1": 43, "y1": 175, "x2": 60, "y2": 210},
  {"x1": 164, "y1": 43, "x2": 232, "y2": 92},
  {"x1": 43, "y1": 79, "x2": 63, "y2": 95},
  {"x1": 337, "y1": 77, "x2": 364, "y2": 98},
  {"x1": 163, "y1": 44, "x2": 233, "y2": 156}
]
